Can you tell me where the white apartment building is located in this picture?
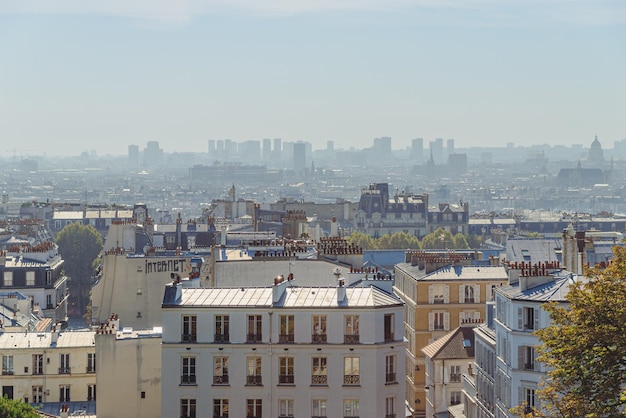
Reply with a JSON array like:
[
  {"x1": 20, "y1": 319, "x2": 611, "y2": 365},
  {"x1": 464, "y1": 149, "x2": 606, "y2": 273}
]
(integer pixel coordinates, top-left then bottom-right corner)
[
  {"x1": 493, "y1": 263, "x2": 583, "y2": 417},
  {"x1": 470, "y1": 303, "x2": 496, "y2": 418},
  {"x1": 0, "y1": 329, "x2": 96, "y2": 404},
  {"x1": 161, "y1": 276, "x2": 406, "y2": 418}
]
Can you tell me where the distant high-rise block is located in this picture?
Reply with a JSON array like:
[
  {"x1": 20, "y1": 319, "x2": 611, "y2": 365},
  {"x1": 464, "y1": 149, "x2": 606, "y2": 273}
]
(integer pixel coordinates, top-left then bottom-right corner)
[
  {"x1": 128, "y1": 145, "x2": 139, "y2": 168},
  {"x1": 273, "y1": 138, "x2": 282, "y2": 160},
  {"x1": 293, "y1": 142, "x2": 306, "y2": 171},
  {"x1": 262, "y1": 138, "x2": 272, "y2": 160},
  {"x1": 447, "y1": 139, "x2": 455, "y2": 155},
  {"x1": 208, "y1": 139, "x2": 216, "y2": 156},
  {"x1": 373, "y1": 137, "x2": 392, "y2": 155},
  {"x1": 411, "y1": 138, "x2": 423, "y2": 160},
  {"x1": 143, "y1": 141, "x2": 163, "y2": 167},
  {"x1": 327, "y1": 140, "x2": 334, "y2": 151}
]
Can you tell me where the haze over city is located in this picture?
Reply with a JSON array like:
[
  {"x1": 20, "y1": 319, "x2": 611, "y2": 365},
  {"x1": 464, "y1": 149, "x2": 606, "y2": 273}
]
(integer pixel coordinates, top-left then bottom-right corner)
[{"x1": 1, "y1": 0, "x2": 625, "y2": 156}]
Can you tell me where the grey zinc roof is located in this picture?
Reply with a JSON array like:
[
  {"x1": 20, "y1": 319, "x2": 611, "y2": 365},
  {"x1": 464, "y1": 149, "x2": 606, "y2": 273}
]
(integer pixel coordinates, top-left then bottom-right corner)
[
  {"x1": 421, "y1": 265, "x2": 508, "y2": 282},
  {"x1": 0, "y1": 331, "x2": 95, "y2": 349},
  {"x1": 173, "y1": 286, "x2": 402, "y2": 308},
  {"x1": 497, "y1": 272, "x2": 587, "y2": 303}
]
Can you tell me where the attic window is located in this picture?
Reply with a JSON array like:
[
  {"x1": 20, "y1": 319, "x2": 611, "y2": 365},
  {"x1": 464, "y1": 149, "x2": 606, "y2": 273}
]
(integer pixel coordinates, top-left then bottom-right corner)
[{"x1": 463, "y1": 339, "x2": 472, "y2": 348}]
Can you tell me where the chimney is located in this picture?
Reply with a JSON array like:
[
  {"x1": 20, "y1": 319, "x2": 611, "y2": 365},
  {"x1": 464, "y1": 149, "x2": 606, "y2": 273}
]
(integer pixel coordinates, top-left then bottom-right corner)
[
  {"x1": 60, "y1": 404, "x2": 69, "y2": 418},
  {"x1": 272, "y1": 275, "x2": 288, "y2": 305},
  {"x1": 337, "y1": 277, "x2": 346, "y2": 304},
  {"x1": 51, "y1": 326, "x2": 59, "y2": 344}
]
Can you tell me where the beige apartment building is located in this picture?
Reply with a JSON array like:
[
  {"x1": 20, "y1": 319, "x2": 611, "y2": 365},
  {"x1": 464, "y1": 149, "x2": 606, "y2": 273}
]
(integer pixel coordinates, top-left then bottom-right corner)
[{"x1": 394, "y1": 251, "x2": 507, "y2": 418}]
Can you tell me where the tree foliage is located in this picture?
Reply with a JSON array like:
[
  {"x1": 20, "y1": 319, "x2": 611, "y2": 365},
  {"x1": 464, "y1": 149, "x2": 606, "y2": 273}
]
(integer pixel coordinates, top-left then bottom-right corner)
[
  {"x1": 376, "y1": 232, "x2": 420, "y2": 250},
  {"x1": 0, "y1": 396, "x2": 40, "y2": 418},
  {"x1": 55, "y1": 223, "x2": 103, "y2": 316},
  {"x1": 420, "y1": 228, "x2": 469, "y2": 249},
  {"x1": 536, "y1": 244, "x2": 626, "y2": 417},
  {"x1": 345, "y1": 231, "x2": 377, "y2": 250}
]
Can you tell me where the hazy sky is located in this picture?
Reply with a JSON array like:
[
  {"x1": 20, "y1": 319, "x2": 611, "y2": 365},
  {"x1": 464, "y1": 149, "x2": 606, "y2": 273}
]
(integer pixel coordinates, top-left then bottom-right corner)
[{"x1": 1, "y1": 0, "x2": 625, "y2": 156}]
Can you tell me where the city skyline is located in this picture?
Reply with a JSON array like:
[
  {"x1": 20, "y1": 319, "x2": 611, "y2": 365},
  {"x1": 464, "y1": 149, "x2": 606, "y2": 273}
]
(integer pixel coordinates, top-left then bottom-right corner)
[{"x1": 1, "y1": 0, "x2": 625, "y2": 156}]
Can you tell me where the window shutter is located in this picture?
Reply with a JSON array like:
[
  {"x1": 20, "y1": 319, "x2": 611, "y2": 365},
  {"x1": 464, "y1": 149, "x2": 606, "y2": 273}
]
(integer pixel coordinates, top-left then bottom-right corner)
[
  {"x1": 428, "y1": 313, "x2": 434, "y2": 331},
  {"x1": 518, "y1": 387, "x2": 524, "y2": 407},
  {"x1": 459, "y1": 285, "x2": 465, "y2": 304},
  {"x1": 444, "y1": 312, "x2": 450, "y2": 331},
  {"x1": 428, "y1": 286, "x2": 434, "y2": 304},
  {"x1": 517, "y1": 307, "x2": 523, "y2": 330},
  {"x1": 533, "y1": 348, "x2": 539, "y2": 371},
  {"x1": 474, "y1": 285, "x2": 481, "y2": 303},
  {"x1": 534, "y1": 307, "x2": 540, "y2": 330},
  {"x1": 444, "y1": 285, "x2": 450, "y2": 303},
  {"x1": 518, "y1": 346, "x2": 524, "y2": 370}
]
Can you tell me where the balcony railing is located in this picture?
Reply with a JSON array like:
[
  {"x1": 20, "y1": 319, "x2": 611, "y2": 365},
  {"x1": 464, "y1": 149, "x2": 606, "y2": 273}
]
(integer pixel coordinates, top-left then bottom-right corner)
[
  {"x1": 214, "y1": 333, "x2": 229, "y2": 343},
  {"x1": 2, "y1": 371, "x2": 14, "y2": 375},
  {"x1": 32, "y1": 370, "x2": 44, "y2": 375},
  {"x1": 213, "y1": 375, "x2": 229, "y2": 385},
  {"x1": 386, "y1": 414, "x2": 396, "y2": 418},
  {"x1": 247, "y1": 333, "x2": 262, "y2": 343},
  {"x1": 343, "y1": 374, "x2": 360, "y2": 385},
  {"x1": 87, "y1": 367, "x2": 96, "y2": 374},
  {"x1": 311, "y1": 375, "x2": 328, "y2": 385},
  {"x1": 524, "y1": 363, "x2": 535, "y2": 370},
  {"x1": 278, "y1": 374, "x2": 294, "y2": 384},
  {"x1": 312, "y1": 334, "x2": 327, "y2": 343},
  {"x1": 385, "y1": 372, "x2": 396, "y2": 383},
  {"x1": 246, "y1": 375, "x2": 262, "y2": 385},
  {"x1": 450, "y1": 374, "x2": 461, "y2": 382},
  {"x1": 279, "y1": 334, "x2": 295, "y2": 343},
  {"x1": 312, "y1": 416, "x2": 328, "y2": 418},
  {"x1": 181, "y1": 334, "x2": 197, "y2": 343},
  {"x1": 344, "y1": 334, "x2": 359, "y2": 344},
  {"x1": 384, "y1": 333, "x2": 394, "y2": 342},
  {"x1": 181, "y1": 375, "x2": 197, "y2": 385},
  {"x1": 464, "y1": 297, "x2": 475, "y2": 304},
  {"x1": 59, "y1": 368, "x2": 71, "y2": 375}
]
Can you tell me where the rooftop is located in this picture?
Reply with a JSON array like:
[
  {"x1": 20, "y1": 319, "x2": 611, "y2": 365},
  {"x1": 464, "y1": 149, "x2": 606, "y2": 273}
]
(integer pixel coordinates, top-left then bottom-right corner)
[{"x1": 0, "y1": 330, "x2": 95, "y2": 349}]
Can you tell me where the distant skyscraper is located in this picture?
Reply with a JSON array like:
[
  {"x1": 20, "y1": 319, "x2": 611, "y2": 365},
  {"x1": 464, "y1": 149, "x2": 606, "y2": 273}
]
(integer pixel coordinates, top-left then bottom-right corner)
[
  {"x1": 273, "y1": 138, "x2": 282, "y2": 160},
  {"x1": 216, "y1": 140, "x2": 225, "y2": 160},
  {"x1": 208, "y1": 139, "x2": 216, "y2": 157},
  {"x1": 262, "y1": 138, "x2": 272, "y2": 161},
  {"x1": 430, "y1": 138, "x2": 444, "y2": 164},
  {"x1": 327, "y1": 140, "x2": 334, "y2": 151},
  {"x1": 411, "y1": 138, "x2": 424, "y2": 160},
  {"x1": 373, "y1": 137, "x2": 392, "y2": 155},
  {"x1": 128, "y1": 145, "x2": 139, "y2": 169},
  {"x1": 293, "y1": 142, "x2": 306, "y2": 172},
  {"x1": 143, "y1": 141, "x2": 163, "y2": 167},
  {"x1": 447, "y1": 138, "x2": 455, "y2": 155}
]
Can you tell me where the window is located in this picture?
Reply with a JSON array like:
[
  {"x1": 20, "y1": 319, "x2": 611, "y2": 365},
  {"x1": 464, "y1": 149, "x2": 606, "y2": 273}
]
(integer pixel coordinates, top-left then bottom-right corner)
[
  {"x1": 461, "y1": 284, "x2": 480, "y2": 304},
  {"x1": 460, "y1": 311, "x2": 481, "y2": 325},
  {"x1": 385, "y1": 355, "x2": 396, "y2": 383},
  {"x1": 87, "y1": 353, "x2": 96, "y2": 373},
  {"x1": 312, "y1": 399, "x2": 327, "y2": 418},
  {"x1": 32, "y1": 386, "x2": 43, "y2": 403},
  {"x1": 429, "y1": 311, "x2": 449, "y2": 331},
  {"x1": 451, "y1": 391, "x2": 462, "y2": 405},
  {"x1": 213, "y1": 356, "x2": 229, "y2": 385},
  {"x1": 311, "y1": 356, "x2": 328, "y2": 385},
  {"x1": 523, "y1": 388, "x2": 536, "y2": 411},
  {"x1": 343, "y1": 399, "x2": 359, "y2": 418},
  {"x1": 59, "y1": 385, "x2": 70, "y2": 402},
  {"x1": 279, "y1": 357, "x2": 294, "y2": 384},
  {"x1": 344, "y1": 315, "x2": 359, "y2": 344},
  {"x1": 32, "y1": 354, "x2": 43, "y2": 375},
  {"x1": 279, "y1": 315, "x2": 295, "y2": 343},
  {"x1": 2, "y1": 355, "x2": 13, "y2": 375},
  {"x1": 182, "y1": 315, "x2": 197, "y2": 342},
  {"x1": 385, "y1": 397, "x2": 396, "y2": 418},
  {"x1": 181, "y1": 357, "x2": 196, "y2": 385},
  {"x1": 87, "y1": 384, "x2": 96, "y2": 401},
  {"x1": 46, "y1": 294, "x2": 53, "y2": 309},
  {"x1": 26, "y1": 271, "x2": 35, "y2": 286},
  {"x1": 215, "y1": 315, "x2": 229, "y2": 343},
  {"x1": 384, "y1": 314, "x2": 394, "y2": 342},
  {"x1": 343, "y1": 357, "x2": 360, "y2": 385},
  {"x1": 46, "y1": 271, "x2": 52, "y2": 285},
  {"x1": 487, "y1": 284, "x2": 497, "y2": 302},
  {"x1": 429, "y1": 284, "x2": 448, "y2": 304},
  {"x1": 278, "y1": 399, "x2": 293, "y2": 418},
  {"x1": 247, "y1": 315, "x2": 262, "y2": 343},
  {"x1": 521, "y1": 307, "x2": 539, "y2": 331},
  {"x1": 519, "y1": 346, "x2": 537, "y2": 371},
  {"x1": 246, "y1": 399, "x2": 262, "y2": 418},
  {"x1": 312, "y1": 315, "x2": 327, "y2": 343},
  {"x1": 213, "y1": 399, "x2": 229, "y2": 418},
  {"x1": 246, "y1": 356, "x2": 262, "y2": 385},
  {"x1": 59, "y1": 353, "x2": 70, "y2": 374},
  {"x1": 450, "y1": 365, "x2": 461, "y2": 382},
  {"x1": 3, "y1": 272, "x2": 12, "y2": 286},
  {"x1": 181, "y1": 399, "x2": 196, "y2": 418}
]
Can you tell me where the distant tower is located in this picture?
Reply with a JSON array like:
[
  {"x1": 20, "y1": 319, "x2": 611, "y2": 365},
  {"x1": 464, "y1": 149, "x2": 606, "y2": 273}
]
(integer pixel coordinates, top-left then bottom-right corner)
[
  {"x1": 128, "y1": 145, "x2": 139, "y2": 169},
  {"x1": 262, "y1": 138, "x2": 272, "y2": 161},
  {"x1": 208, "y1": 139, "x2": 216, "y2": 157},
  {"x1": 447, "y1": 138, "x2": 455, "y2": 155},
  {"x1": 373, "y1": 137, "x2": 392, "y2": 156},
  {"x1": 588, "y1": 135, "x2": 604, "y2": 167},
  {"x1": 411, "y1": 138, "x2": 424, "y2": 160},
  {"x1": 293, "y1": 142, "x2": 306, "y2": 173},
  {"x1": 327, "y1": 140, "x2": 334, "y2": 151},
  {"x1": 143, "y1": 141, "x2": 163, "y2": 168},
  {"x1": 273, "y1": 138, "x2": 282, "y2": 161}
]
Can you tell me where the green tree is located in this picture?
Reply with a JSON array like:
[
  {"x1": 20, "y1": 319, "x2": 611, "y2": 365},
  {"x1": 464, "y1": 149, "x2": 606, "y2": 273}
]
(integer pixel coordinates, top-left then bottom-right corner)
[
  {"x1": 420, "y1": 228, "x2": 454, "y2": 249},
  {"x1": 451, "y1": 233, "x2": 470, "y2": 249},
  {"x1": 0, "y1": 396, "x2": 40, "y2": 418},
  {"x1": 55, "y1": 223, "x2": 103, "y2": 318},
  {"x1": 535, "y1": 244, "x2": 626, "y2": 417},
  {"x1": 345, "y1": 231, "x2": 377, "y2": 250},
  {"x1": 376, "y1": 232, "x2": 420, "y2": 250}
]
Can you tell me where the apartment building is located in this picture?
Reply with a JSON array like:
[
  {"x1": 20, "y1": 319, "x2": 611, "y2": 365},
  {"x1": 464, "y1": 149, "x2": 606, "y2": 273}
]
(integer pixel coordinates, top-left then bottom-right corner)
[
  {"x1": 0, "y1": 329, "x2": 96, "y2": 405},
  {"x1": 161, "y1": 275, "x2": 406, "y2": 418},
  {"x1": 394, "y1": 251, "x2": 507, "y2": 418}
]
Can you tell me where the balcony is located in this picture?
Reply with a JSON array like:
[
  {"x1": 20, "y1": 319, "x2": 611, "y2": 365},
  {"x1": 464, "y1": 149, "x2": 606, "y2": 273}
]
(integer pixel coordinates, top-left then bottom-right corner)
[
  {"x1": 181, "y1": 375, "x2": 197, "y2": 385},
  {"x1": 58, "y1": 368, "x2": 71, "y2": 375},
  {"x1": 181, "y1": 334, "x2": 197, "y2": 343},
  {"x1": 385, "y1": 372, "x2": 396, "y2": 383},
  {"x1": 247, "y1": 333, "x2": 262, "y2": 343},
  {"x1": 32, "y1": 370, "x2": 44, "y2": 376},
  {"x1": 312, "y1": 334, "x2": 327, "y2": 343},
  {"x1": 279, "y1": 334, "x2": 295, "y2": 343},
  {"x1": 343, "y1": 374, "x2": 360, "y2": 385},
  {"x1": 246, "y1": 375, "x2": 262, "y2": 386},
  {"x1": 214, "y1": 333, "x2": 229, "y2": 343},
  {"x1": 384, "y1": 333, "x2": 394, "y2": 343},
  {"x1": 311, "y1": 375, "x2": 328, "y2": 385},
  {"x1": 450, "y1": 374, "x2": 461, "y2": 382},
  {"x1": 278, "y1": 374, "x2": 294, "y2": 384},
  {"x1": 344, "y1": 335, "x2": 359, "y2": 344},
  {"x1": 2, "y1": 371, "x2": 14, "y2": 375},
  {"x1": 213, "y1": 375, "x2": 229, "y2": 385},
  {"x1": 524, "y1": 363, "x2": 535, "y2": 371}
]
